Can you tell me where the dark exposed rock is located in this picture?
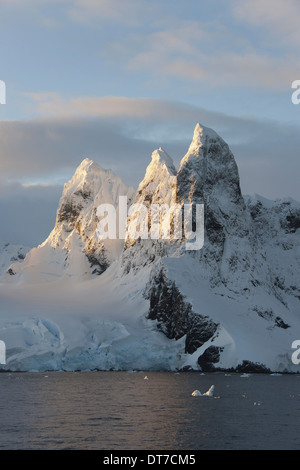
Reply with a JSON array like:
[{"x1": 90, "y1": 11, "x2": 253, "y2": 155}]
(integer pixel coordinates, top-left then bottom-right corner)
[
  {"x1": 283, "y1": 212, "x2": 300, "y2": 234},
  {"x1": 248, "y1": 200, "x2": 263, "y2": 220},
  {"x1": 275, "y1": 316, "x2": 290, "y2": 329},
  {"x1": 254, "y1": 307, "x2": 273, "y2": 321},
  {"x1": 185, "y1": 313, "x2": 219, "y2": 355},
  {"x1": 57, "y1": 200, "x2": 82, "y2": 225},
  {"x1": 197, "y1": 345, "x2": 223, "y2": 371},
  {"x1": 85, "y1": 251, "x2": 109, "y2": 275},
  {"x1": 74, "y1": 188, "x2": 92, "y2": 200},
  {"x1": 146, "y1": 268, "x2": 218, "y2": 354},
  {"x1": 205, "y1": 207, "x2": 226, "y2": 246},
  {"x1": 235, "y1": 360, "x2": 271, "y2": 374},
  {"x1": 253, "y1": 306, "x2": 290, "y2": 329}
]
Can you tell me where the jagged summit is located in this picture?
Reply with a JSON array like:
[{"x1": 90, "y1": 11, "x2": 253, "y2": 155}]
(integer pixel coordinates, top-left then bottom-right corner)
[
  {"x1": 142, "y1": 148, "x2": 177, "y2": 186},
  {"x1": 177, "y1": 122, "x2": 243, "y2": 207},
  {"x1": 70, "y1": 157, "x2": 106, "y2": 183},
  {"x1": 151, "y1": 147, "x2": 176, "y2": 171},
  {"x1": 66, "y1": 158, "x2": 124, "y2": 193},
  {"x1": 135, "y1": 147, "x2": 177, "y2": 206},
  {"x1": 73, "y1": 157, "x2": 119, "y2": 178},
  {"x1": 75, "y1": 157, "x2": 99, "y2": 171},
  {"x1": 185, "y1": 122, "x2": 220, "y2": 157},
  {"x1": 124, "y1": 147, "x2": 177, "y2": 252}
]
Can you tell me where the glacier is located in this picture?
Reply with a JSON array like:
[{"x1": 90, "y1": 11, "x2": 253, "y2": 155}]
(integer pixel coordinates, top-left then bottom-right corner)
[{"x1": 0, "y1": 123, "x2": 299, "y2": 373}]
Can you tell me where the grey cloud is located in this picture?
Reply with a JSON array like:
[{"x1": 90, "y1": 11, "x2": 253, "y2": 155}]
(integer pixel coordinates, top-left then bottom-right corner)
[
  {"x1": 0, "y1": 118, "x2": 155, "y2": 187},
  {"x1": 0, "y1": 101, "x2": 300, "y2": 200},
  {"x1": 0, "y1": 181, "x2": 62, "y2": 246}
]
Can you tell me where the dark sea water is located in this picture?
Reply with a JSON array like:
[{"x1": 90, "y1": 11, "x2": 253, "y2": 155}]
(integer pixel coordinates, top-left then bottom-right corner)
[{"x1": 0, "y1": 371, "x2": 299, "y2": 450}]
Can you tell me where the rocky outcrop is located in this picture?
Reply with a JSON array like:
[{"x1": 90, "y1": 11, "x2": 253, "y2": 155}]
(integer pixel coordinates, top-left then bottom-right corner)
[
  {"x1": 176, "y1": 124, "x2": 259, "y2": 291},
  {"x1": 145, "y1": 267, "x2": 219, "y2": 356}
]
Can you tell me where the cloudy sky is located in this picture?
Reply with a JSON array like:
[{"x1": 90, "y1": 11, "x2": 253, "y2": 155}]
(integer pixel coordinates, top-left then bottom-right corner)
[{"x1": 0, "y1": 0, "x2": 300, "y2": 245}]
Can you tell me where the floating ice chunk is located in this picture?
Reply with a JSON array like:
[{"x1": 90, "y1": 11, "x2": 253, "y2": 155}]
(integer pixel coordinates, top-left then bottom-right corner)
[
  {"x1": 192, "y1": 385, "x2": 214, "y2": 397},
  {"x1": 203, "y1": 385, "x2": 215, "y2": 396}
]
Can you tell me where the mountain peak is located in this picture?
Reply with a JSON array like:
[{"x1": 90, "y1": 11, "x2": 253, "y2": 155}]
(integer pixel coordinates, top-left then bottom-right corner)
[
  {"x1": 179, "y1": 121, "x2": 243, "y2": 193},
  {"x1": 137, "y1": 148, "x2": 177, "y2": 192},
  {"x1": 191, "y1": 122, "x2": 203, "y2": 146},
  {"x1": 78, "y1": 157, "x2": 94, "y2": 167},
  {"x1": 150, "y1": 147, "x2": 176, "y2": 174},
  {"x1": 186, "y1": 123, "x2": 219, "y2": 157},
  {"x1": 74, "y1": 158, "x2": 104, "y2": 177}
]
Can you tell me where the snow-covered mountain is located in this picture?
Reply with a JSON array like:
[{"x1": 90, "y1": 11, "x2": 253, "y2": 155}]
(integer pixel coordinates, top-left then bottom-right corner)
[
  {"x1": 3, "y1": 158, "x2": 135, "y2": 283},
  {"x1": 1, "y1": 124, "x2": 299, "y2": 373}
]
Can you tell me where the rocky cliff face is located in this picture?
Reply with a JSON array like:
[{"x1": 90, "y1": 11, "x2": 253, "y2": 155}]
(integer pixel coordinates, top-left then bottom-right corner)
[
  {"x1": 145, "y1": 266, "x2": 220, "y2": 370},
  {"x1": 176, "y1": 123, "x2": 257, "y2": 290}
]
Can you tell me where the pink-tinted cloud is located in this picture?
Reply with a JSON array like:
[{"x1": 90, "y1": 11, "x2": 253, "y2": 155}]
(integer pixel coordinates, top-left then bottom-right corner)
[{"x1": 232, "y1": 0, "x2": 300, "y2": 47}]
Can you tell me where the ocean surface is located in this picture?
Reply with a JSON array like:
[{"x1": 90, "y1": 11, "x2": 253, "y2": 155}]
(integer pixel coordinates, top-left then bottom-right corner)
[{"x1": 0, "y1": 371, "x2": 299, "y2": 450}]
